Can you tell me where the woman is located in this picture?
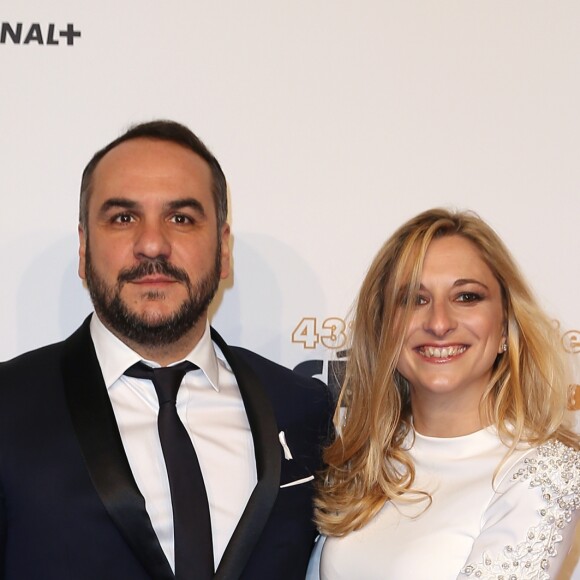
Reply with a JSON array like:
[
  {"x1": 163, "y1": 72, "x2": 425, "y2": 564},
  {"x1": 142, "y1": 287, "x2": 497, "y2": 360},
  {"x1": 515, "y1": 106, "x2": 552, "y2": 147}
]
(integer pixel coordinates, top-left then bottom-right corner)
[{"x1": 309, "y1": 208, "x2": 580, "y2": 580}]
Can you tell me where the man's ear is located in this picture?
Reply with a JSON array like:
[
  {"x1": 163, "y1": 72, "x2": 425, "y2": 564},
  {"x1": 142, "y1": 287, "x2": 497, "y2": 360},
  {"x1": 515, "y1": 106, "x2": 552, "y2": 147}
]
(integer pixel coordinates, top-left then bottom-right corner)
[
  {"x1": 78, "y1": 224, "x2": 87, "y2": 281},
  {"x1": 219, "y1": 224, "x2": 231, "y2": 280}
]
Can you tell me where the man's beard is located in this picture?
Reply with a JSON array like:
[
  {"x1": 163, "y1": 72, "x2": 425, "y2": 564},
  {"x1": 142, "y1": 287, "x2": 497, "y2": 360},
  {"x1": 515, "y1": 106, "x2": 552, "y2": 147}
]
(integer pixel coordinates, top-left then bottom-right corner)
[{"x1": 85, "y1": 243, "x2": 221, "y2": 348}]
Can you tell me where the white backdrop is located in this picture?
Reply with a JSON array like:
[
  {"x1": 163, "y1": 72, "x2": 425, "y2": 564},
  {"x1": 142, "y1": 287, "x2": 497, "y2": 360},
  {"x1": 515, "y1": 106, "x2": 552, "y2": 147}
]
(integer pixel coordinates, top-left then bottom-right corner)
[{"x1": 1, "y1": 1, "x2": 579, "y2": 576}]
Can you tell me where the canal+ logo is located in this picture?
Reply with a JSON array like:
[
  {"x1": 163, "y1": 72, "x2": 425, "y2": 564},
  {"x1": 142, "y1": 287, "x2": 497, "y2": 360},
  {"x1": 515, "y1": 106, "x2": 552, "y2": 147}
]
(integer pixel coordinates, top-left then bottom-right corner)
[{"x1": 1, "y1": 22, "x2": 81, "y2": 46}]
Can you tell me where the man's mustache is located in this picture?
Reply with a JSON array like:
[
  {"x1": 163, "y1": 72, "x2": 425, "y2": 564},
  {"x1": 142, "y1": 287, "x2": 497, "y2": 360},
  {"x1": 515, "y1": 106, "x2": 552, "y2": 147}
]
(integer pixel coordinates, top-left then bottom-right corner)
[{"x1": 117, "y1": 259, "x2": 191, "y2": 285}]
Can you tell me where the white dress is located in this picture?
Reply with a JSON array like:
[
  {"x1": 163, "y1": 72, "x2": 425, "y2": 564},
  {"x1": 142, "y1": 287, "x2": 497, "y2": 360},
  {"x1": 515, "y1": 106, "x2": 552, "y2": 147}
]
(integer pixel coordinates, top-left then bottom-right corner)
[{"x1": 308, "y1": 428, "x2": 580, "y2": 580}]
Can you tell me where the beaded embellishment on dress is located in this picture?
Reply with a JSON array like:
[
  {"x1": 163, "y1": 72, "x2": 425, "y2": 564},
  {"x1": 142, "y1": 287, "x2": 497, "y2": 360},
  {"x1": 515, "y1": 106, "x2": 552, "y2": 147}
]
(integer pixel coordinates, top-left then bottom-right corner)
[{"x1": 461, "y1": 440, "x2": 580, "y2": 580}]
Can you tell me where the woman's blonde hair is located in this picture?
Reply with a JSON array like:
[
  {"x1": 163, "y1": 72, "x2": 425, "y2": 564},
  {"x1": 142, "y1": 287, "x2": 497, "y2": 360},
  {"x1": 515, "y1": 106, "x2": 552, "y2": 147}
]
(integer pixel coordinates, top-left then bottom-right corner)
[{"x1": 315, "y1": 208, "x2": 576, "y2": 536}]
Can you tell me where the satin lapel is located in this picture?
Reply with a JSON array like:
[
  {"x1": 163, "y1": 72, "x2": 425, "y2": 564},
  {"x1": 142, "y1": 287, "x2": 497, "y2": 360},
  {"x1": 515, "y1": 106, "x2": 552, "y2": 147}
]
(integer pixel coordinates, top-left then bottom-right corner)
[
  {"x1": 62, "y1": 317, "x2": 174, "y2": 580},
  {"x1": 211, "y1": 329, "x2": 281, "y2": 580}
]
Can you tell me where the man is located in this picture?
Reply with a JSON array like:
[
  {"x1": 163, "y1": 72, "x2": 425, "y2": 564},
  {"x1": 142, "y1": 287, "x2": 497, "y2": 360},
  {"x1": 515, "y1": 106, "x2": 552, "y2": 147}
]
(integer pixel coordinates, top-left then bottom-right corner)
[{"x1": 0, "y1": 121, "x2": 332, "y2": 579}]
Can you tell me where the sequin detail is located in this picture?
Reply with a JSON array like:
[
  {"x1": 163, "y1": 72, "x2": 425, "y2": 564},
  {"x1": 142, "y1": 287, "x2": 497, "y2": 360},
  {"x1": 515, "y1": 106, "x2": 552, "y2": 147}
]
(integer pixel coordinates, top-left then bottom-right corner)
[{"x1": 461, "y1": 440, "x2": 580, "y2": 579}]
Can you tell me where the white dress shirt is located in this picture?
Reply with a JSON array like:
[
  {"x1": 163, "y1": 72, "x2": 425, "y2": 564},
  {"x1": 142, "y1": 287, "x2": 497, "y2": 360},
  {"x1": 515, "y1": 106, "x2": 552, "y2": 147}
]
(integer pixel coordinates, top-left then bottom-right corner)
[{"x1": 90, "y1": 314, "x2": 257, "y2": 572}]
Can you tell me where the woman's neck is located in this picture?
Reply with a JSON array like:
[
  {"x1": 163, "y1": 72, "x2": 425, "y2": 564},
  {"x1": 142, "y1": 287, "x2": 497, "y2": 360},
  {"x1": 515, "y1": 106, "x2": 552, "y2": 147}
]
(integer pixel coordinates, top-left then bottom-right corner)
[{"x1": 411, "y1": 398, "x2": 486, "y2": 437}]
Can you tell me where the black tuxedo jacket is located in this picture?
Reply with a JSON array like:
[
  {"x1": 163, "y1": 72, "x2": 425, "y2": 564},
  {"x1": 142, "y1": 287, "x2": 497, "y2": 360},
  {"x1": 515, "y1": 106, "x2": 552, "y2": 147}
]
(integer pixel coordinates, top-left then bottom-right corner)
[{"x1": 0, "y1": 317, "x2": 332, "y2": 580}]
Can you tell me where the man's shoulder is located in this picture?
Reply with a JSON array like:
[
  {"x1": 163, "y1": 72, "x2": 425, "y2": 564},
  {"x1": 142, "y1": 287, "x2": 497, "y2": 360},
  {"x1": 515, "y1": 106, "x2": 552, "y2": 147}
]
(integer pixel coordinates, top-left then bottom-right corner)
[
  {"x1": 0, "y1": 340, "x2": 66, "y2": 376},
  {"x1": 0, "y1": 319, "x2": 90, "y2": 380},
  {"x1": 0, "y1": 340, "x2": 70, "y2": 412},
  {"x1": 228, "y1": 345, "x2": 334, "y2": 419},
  {"x1": 230, "y1": 345, "x2": 323, "y2": 388}
]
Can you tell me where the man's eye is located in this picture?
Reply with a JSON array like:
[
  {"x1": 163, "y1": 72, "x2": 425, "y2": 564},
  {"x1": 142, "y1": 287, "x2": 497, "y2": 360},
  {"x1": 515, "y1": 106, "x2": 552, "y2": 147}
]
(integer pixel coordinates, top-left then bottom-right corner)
[
  {"x1": 112, "y1": 214, "x2": 134, "y2": 224},
  {"x1": 171, "y1": 214, "x2": 193, "y2": 225},
  {"x1": 456, "y1": 292, "x2": 483, "y2": 303}
]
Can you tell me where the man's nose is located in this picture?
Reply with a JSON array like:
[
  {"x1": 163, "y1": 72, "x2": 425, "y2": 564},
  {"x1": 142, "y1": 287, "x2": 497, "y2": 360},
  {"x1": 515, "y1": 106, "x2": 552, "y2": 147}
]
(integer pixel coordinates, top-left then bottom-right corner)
[{"x1": 133, "y1": 219, "x2": 171, "y2": 260}]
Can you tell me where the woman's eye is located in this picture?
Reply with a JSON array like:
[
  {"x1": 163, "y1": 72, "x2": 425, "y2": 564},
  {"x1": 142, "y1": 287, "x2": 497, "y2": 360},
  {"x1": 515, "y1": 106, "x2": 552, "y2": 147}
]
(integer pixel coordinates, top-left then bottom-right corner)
[
  {"x1": 398, "y1": 291, "x2": 428, "y2": 307},
  {"x1": 456, "y1": 292, "x2": 482, "y2": 303},
  {"x1": 397, "y1": 284, "x2": 429, "y2": 307}
]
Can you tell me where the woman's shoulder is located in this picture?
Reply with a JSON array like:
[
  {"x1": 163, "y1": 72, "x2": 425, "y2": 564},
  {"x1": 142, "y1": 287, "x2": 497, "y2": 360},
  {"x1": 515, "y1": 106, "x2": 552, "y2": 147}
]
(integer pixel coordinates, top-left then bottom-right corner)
[{"x1": 506, "y1": 439, "x2": 580, "y2": 497}]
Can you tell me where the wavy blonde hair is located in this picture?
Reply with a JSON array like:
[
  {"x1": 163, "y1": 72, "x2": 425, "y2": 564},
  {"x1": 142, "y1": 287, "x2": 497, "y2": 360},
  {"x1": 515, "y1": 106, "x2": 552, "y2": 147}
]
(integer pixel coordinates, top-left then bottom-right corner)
[{"x1": 315, "y1": 208, "x2": 577, "y2": 536}]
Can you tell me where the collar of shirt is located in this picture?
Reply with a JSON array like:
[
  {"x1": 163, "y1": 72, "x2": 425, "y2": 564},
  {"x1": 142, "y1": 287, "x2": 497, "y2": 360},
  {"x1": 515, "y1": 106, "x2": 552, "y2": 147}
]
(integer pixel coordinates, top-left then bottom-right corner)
[{"x1": 89, "y1": 313, "x2": 229, "y2": 392}]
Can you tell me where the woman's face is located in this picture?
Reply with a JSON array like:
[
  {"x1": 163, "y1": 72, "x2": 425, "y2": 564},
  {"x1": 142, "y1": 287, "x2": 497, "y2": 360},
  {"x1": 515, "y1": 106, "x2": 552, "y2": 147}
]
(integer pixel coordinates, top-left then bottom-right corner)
[{"x1": 396, "y1": 235, "x2": 505, "y2": 411}]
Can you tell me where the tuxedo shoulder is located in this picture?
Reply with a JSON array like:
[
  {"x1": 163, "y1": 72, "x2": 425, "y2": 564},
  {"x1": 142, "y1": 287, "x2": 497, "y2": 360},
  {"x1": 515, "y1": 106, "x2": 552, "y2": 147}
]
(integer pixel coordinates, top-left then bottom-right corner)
[
  {"x1": 230, "y1": 346, "x2": 332, "y2": 411},
  {"x1": 0, "y1": 340, "x2": 65, "y2": 380},
  {"x1": 231, "y1": 346, "x2": 325, "y2": 389},
  {"x1": 0, "y1": 341, "x2": 70, "y2": 425}
]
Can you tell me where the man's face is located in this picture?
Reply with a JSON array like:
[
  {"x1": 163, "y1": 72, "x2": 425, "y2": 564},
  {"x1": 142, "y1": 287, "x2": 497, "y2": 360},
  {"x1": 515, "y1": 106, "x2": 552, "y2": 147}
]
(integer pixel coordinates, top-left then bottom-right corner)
[{"x1": 78, "y1": 138, "x2": 230, "y2": 350}]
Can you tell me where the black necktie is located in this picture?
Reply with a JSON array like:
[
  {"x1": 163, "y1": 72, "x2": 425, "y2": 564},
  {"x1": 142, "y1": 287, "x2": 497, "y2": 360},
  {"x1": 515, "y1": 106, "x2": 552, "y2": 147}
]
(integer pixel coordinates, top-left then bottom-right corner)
[{"x1": 125, "y1": 361, "x2": 214, "y2": 579}]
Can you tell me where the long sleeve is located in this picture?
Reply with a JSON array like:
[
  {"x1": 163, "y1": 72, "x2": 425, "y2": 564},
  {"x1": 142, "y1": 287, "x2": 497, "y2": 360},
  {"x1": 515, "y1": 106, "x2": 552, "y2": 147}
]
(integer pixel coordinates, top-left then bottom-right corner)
[{"x1": 459, "y1": 440, "x2": 580, "y2": 580}]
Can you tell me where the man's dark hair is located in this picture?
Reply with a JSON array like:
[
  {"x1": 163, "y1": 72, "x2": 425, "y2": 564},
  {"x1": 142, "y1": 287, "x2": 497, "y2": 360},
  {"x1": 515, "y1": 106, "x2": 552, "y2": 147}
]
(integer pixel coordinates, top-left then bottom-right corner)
[{"x1": 79, "y1": 120, "x2": 228, "y2": 230}]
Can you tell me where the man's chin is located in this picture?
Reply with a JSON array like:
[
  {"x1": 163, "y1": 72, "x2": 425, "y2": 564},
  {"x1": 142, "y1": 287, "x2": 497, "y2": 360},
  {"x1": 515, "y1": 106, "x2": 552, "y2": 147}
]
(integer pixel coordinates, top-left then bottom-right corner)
[
  {"x1": 127, "y1": 306, "x2": 185, "y2": 326},
  {"x1": 99, "y1": 306, "x2": 201, "y2": 348}
]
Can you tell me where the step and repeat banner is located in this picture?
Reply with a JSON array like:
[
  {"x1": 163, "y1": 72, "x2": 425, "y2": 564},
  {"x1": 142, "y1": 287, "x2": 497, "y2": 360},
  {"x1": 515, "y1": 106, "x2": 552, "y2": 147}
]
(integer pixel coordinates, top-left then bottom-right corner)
[{"x1": 1, "y1": 1, "x2": 579, "y2": 575}]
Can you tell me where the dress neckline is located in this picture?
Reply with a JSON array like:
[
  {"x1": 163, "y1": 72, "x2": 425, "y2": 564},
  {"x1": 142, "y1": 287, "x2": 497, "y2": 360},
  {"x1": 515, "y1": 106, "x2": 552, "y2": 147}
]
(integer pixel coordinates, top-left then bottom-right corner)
[{"x1": 410, "y1": 426, "x2": 501, "y2": 459}]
